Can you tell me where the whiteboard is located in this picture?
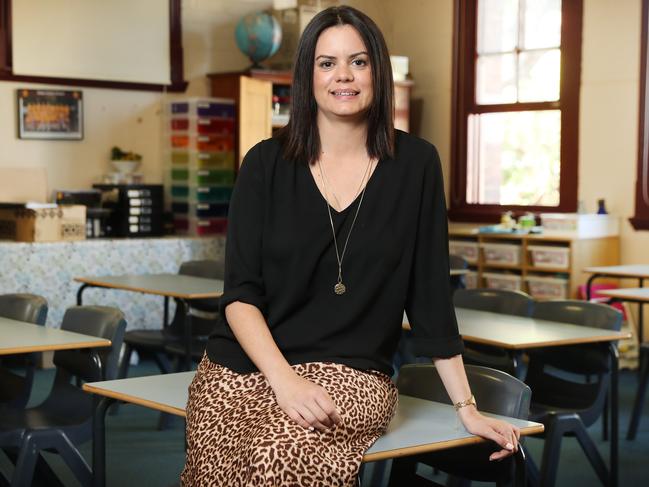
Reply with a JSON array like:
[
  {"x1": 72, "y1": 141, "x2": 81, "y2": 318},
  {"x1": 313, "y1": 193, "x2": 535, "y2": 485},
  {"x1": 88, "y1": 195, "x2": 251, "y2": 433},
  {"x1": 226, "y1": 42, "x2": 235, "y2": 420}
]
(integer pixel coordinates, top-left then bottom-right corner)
[{"x1": 11, "y1": 0, "x2": 171, "y2": 85}]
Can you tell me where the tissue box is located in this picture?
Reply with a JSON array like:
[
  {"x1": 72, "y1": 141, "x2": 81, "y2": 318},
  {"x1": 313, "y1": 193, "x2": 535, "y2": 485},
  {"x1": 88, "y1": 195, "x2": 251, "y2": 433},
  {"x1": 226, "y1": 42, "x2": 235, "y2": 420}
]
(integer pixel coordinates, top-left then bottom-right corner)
[{"x1": 0, "y1": 204, "x2": 86, "y2": 242}]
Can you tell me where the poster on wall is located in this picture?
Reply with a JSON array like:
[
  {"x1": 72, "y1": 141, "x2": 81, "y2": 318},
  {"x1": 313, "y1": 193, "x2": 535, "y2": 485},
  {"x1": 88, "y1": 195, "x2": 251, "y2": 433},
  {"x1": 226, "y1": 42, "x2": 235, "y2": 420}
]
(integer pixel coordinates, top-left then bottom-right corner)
[{"x1": 16, "y1": 89, "x2": 83, "y2": 140}]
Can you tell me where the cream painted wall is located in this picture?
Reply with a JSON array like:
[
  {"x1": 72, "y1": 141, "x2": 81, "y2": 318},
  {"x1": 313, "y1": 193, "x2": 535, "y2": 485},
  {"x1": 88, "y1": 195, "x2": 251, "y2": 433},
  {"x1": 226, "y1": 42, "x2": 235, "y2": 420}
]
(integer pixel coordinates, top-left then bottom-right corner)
[{"x1": 0, "y1": 0, "x2": 271, "y2": 196}]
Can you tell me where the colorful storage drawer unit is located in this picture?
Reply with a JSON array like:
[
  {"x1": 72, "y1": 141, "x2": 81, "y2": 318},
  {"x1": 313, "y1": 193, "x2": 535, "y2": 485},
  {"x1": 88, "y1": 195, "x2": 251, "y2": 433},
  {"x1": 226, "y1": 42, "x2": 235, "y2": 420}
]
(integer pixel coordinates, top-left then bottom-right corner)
[
  {"x1": 169, "y1": 98, "x2": 235, "y2": 118},
  {"x1": 174, "y1": 216, "x2": 228, "y2": 236}
]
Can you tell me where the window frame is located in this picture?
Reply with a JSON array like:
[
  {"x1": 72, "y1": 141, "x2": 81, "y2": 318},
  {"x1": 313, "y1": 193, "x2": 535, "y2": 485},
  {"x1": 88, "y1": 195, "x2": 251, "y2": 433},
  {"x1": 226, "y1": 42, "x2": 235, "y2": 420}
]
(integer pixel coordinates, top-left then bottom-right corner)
[
  {"x1": 0, "y1": 0, "x2": 187, "y2": 92},
  {"x1": 449, "y1": 0, "x2": 583, "y2": 222},
  {"x1": 631, "y1": 0, "x2": 649, "y2": 230}
]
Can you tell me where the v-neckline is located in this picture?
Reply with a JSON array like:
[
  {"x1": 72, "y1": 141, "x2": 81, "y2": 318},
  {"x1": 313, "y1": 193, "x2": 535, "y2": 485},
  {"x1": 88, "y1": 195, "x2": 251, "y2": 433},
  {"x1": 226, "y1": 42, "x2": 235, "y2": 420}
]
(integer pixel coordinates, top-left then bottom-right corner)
[{"x1": 307, "y1": 159, "x2": 382, "y2": 215}]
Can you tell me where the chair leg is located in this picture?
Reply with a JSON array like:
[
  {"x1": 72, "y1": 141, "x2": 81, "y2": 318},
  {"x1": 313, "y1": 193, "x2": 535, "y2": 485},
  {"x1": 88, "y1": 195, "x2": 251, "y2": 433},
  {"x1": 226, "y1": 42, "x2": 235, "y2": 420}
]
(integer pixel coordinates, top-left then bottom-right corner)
[
  {"x1": 602, "y1": 392, "x2": 609, "y2": 441},
  {"x1": 572, "y1": 422, "x2": 609, "y2": 486},
  {"x1": 11, "y1": 432, "x2": 39, "y2": 487},
  {"x1": 538, "y1": 415, "x2": 575, "y2": 487},
  {"x1": 628, "y1": 348, "x2": 649, "y2": 440},
  {"x1": 154, "y1": 352, "x2": 173, "y2": 374}
]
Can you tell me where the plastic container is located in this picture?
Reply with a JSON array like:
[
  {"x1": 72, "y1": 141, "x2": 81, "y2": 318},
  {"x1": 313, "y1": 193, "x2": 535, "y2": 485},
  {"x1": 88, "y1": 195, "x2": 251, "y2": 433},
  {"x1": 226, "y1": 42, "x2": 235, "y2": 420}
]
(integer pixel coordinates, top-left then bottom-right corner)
[
  {"x1": 540, "y1": 213, "x2": 619, "y2": 237},
  {"x1": 169, "y1": 150, "x2": 235, "y2": 170},
  {"x1": 528, "y1": 245, "x2": 570, "y2": 269},
  {"x1": 171, "y1": 201, "x2": 229, "y2": 218},
  {"x1": 526, "y1": 275, "x2": 569, "y2": 299},
  {"x1": 482, "y1": 272, "x2": 523, "y2": 291},
  {"x1": 480, "y1": 242, "x2": 522, "y2": 266},
  {"x1": 169, "y1": 169, "x2": 235, "y2": 186},
  {"x1": 169, "y1": 117, "x2": 235, "y2": 135},
  {"x1": 174, "y1": 216, "x2": 228, "y2": 236},
  {"x1": 169, "y1": 185, "x2": 234, "y2": 203},
  {"x1": 449, "y1": 240, "x2": 479, "y2": 264},
  {"x1": 168, "y1": 98, "x2": 235, "y2": 118},
  {"x1": 464, "y1": 270, "x2": 478, "y2": 289}
]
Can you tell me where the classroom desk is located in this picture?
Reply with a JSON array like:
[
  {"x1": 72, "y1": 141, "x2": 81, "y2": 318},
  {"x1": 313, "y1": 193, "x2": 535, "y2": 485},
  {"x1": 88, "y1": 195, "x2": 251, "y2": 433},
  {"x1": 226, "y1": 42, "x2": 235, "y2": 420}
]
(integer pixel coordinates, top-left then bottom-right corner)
[
  {"x1": 449, "y1": 269, "x2": 469, "y2": 277},
  {"x1": 405, "y1": 307, "x2": 631, "y2": 487},
  {"x1": 584, "y1": 264, "x2": 649, "y2": 343},
  {"x1": 75, "y1": 274, "x2": 224, "y2": 370},
  {"x1": 0, "y1": 315, "x2": 111, "y2": 355},
  {"x1": 83, "y1": 372, "x2": 543, "y2": 487}
]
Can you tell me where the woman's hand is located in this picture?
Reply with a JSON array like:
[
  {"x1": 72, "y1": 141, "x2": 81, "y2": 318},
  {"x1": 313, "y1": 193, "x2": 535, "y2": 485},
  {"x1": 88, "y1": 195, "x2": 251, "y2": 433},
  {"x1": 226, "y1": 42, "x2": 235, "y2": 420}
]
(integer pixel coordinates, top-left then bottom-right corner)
[
  {"x1": 457, "y1": 407, "x2": 521, "y2": 461},
  {"x1": 269, "y1": 370, "x2": 343, "y2": 432}
]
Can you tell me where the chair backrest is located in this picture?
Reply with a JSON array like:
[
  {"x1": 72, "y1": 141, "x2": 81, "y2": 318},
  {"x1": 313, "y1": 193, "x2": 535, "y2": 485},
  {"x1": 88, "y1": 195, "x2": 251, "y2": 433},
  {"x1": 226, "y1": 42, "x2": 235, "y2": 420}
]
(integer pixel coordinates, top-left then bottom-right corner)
[
  {"x1": 527, "y1": 300, "x2": 622, "y2": 422},
  {"x1": 53, "y1": 306, "x2": 126, "y2": 382},
  {"x1": 167, "y1": 260, "x2": 224, "y2": 337},
  {"x1": 397, "y1": 363, "x2": 531, "y2": 419},
  {"x1": 0, "y1": 293, "x2": 48, "y2": 325},
  {"x1": 449, "y1": 254, "x2": 469, "y2": 270},
  {"x1": 453, "y1": 288, "x2": 534, "y2": 317}
]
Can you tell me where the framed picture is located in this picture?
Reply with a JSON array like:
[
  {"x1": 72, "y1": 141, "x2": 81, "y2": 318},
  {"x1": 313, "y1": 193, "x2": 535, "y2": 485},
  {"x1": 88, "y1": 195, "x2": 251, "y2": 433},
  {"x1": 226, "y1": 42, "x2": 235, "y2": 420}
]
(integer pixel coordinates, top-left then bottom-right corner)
[{"x1": 17, "y1": 89, "x2": 83, "y2": 140}]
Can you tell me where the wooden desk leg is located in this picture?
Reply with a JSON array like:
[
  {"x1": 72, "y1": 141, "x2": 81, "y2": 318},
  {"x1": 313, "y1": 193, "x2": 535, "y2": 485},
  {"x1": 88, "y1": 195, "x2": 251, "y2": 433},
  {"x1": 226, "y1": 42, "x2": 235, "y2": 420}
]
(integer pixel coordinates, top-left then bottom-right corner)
[
  {"x1": 77, "y1": 283, "x2": 91, "y2": 305},
  {"x1": 92, "y1": 395, "x2": 115, "y2": 487},
  {"x1": 609, "y1": 342, "x2": 619, "y2": 487}
]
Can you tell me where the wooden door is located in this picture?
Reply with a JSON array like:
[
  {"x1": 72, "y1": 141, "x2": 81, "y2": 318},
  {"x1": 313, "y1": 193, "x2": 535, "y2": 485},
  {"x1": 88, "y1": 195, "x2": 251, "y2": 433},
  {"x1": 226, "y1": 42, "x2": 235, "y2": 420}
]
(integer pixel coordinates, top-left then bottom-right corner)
[{"x1": 238, "y1": 76, "x2": 272, "y2": 167}]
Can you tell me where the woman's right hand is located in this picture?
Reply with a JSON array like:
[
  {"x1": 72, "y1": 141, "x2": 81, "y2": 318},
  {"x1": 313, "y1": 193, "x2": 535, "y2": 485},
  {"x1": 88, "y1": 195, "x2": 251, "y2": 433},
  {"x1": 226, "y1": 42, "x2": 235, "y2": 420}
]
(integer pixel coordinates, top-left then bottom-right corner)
[{"x1": 269, "y1": 371, "x2": 342, "y2": 432}]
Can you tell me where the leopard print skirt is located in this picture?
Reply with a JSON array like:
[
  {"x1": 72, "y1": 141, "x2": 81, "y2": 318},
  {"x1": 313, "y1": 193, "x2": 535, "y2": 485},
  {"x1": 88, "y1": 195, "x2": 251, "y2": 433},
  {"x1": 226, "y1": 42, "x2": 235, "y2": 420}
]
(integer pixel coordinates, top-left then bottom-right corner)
[{"x1": 181, "y1": 355, "x2": 398, "y2": 486}]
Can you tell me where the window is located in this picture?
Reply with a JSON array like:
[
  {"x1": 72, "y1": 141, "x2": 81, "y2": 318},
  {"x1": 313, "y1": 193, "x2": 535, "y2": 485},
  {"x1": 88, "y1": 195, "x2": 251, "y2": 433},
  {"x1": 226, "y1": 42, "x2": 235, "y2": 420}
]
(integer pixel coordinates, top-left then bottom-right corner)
[
  {"x1": 449, "y1": 0, "x2": 583, "y2": 221},
  {"x1": 631, "y1": 0, "x2": 649, "y2": 230}
]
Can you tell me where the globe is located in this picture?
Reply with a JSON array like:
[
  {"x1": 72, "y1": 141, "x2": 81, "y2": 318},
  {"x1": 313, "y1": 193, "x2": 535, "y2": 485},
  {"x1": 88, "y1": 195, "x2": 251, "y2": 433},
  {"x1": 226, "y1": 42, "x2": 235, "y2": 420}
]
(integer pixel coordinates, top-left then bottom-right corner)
[{"x1": 235, "y1": 12, "x2": 282, "y2": 68}]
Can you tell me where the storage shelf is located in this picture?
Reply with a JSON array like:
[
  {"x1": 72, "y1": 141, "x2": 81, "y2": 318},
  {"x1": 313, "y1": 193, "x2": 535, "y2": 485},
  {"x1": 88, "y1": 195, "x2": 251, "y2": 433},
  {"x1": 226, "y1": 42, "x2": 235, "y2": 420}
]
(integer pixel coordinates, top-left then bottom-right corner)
[
  {"x1": 524, "y1": 265, "x2": 571, "y2": 273},
  {"x1": 449, "y1": 229, "x2": 620, "y2": 299}
]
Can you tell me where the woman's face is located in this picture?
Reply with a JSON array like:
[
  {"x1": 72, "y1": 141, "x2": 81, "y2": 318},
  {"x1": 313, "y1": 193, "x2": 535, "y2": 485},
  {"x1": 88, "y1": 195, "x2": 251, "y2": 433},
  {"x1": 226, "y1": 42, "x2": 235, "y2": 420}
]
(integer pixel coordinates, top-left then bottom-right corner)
[{"x1": 312, "y1": 25, "x2": 373, "y2": 122}]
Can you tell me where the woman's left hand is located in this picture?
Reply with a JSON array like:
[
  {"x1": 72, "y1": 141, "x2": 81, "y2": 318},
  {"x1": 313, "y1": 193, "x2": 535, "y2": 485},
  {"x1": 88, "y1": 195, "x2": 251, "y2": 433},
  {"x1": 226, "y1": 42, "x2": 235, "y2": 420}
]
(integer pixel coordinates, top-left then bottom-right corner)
[{"x1": 457, "y1": 407, "x2": 521, "y2": 461}]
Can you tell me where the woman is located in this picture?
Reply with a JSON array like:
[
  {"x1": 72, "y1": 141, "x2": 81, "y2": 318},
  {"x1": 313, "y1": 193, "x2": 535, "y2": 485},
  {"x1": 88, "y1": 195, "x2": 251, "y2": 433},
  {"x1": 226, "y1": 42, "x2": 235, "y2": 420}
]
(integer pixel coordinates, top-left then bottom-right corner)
[{"x1": 182, "y1": 6, "x2": 519, "y2": 486}]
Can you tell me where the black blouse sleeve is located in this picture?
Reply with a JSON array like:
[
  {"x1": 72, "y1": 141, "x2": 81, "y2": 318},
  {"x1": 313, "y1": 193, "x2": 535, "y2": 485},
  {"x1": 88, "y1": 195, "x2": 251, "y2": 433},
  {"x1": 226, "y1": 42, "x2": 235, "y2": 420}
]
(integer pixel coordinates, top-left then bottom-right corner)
[
  {"x1": 404, "y1": 145, "x2": 464, "y2": 358},
  {"x1": 219, "y1": 142, "x2": 267, "y2": 315}
]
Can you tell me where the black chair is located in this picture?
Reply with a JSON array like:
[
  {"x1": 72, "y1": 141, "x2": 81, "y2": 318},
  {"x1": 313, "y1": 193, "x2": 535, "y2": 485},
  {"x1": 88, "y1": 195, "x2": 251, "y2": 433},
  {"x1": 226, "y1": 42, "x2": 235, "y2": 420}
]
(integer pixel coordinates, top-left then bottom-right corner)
[
  {"x1": 524, "y1": 300, "x2": 622, "y2": 487},
  {"x1": 0, "y1": 305, "x2": 126, "y2": 487},
  {"x1": 0, "y1": 293, "x2": 48, "y2": 408},
  {"x1": 449, "y1": 254, "x2": 469, "y2": 292},
  {"x1": 388, "y1": 363, "x2": 532, "y2": 487},
  {"x1": 119, "y1": 259, "x2": 224, "y2": 378},
  {"x1": 454, "y1": 289, "x2": 534, "y2": 377},
  {"x1": 627, "y1": 342, "x2": 649, "y2": 440}
]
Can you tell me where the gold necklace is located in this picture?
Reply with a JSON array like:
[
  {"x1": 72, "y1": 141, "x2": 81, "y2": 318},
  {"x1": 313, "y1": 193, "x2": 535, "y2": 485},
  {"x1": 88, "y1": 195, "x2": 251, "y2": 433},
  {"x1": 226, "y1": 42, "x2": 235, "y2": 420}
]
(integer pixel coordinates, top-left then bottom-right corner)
[{"x1": 317, "y1": 156, "x2": 374, "y2": 295}]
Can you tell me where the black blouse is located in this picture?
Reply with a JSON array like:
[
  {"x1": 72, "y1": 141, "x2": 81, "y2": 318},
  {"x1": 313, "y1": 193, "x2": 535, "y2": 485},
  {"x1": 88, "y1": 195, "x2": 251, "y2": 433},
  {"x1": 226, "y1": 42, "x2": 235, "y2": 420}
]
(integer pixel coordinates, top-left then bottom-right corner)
[{"x1": 206, "y1": 130, "x2": 464, "y2": 376}]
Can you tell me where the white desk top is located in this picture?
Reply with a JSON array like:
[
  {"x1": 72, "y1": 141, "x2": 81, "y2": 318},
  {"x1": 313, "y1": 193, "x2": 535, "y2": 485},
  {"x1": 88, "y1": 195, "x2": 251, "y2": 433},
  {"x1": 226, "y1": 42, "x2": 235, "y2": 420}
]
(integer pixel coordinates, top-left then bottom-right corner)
[
  {"x1": 83, "y1": 372, "x2": 543, "y2": 462},
  {"x1": 404, "y1": 308, "x2": 630, "y2": 350},
  {"x1": 449, "y1": 269, "x2": 470, "y2": 276},
  {"x1": 597, "y1": 288, "x2": 649, "y2": 303},
  {"x1": 75, "y1": 274, "x2": 224, "y2": 299},
  {"x1": 583, "y1": 265, "x2": 649, "y2": 278},
  {"x1": 0, "y1": 316, "x2": 111, "y2": 355}
]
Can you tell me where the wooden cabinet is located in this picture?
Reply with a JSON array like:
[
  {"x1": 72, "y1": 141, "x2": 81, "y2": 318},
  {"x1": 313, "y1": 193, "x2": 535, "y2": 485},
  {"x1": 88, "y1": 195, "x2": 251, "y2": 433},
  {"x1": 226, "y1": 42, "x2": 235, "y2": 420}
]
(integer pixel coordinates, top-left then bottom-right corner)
[
  {"x1": 449, "y1": 229, "x2": 620, "y2": 299},
  {"x1": 208, "y1": 70, "x2": 413, "y2": 166}
]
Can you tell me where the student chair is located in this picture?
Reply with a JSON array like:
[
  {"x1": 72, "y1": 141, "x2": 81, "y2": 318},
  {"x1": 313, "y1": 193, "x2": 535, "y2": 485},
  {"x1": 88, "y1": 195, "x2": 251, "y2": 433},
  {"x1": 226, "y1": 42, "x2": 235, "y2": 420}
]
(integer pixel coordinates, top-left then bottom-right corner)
[
  {"x1": 118, "y1": 259, "x2": 224, "y2": 378},
  {"x1": 454, "y1": 289, "x2": 534, "y2": 378},
  {"x1": 627, "y1": 342, "x2": 649, "y2": 440},
  {"x1": 0, "y1": 305, "x2": 126, "y2": 487},
  {"x1": 0, "y1": 293, "x2": 48, "y2": 408},
  {"x1": 524, "y1": 300, "x2": 622, "y2": 487},
  {"x1": 388, "y1": 363, "x2": 532, "y2": 487},
  {"x1": 449, "y1": 254, "x2": 469, "y2": 292}
]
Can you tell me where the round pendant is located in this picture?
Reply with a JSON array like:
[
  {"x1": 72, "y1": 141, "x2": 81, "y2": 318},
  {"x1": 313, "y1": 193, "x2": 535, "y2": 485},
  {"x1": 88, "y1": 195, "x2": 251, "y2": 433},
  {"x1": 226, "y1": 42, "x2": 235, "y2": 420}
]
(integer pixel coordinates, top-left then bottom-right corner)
[{"x1": 334, "y1": 282, "x2": 346, "y2": 295}]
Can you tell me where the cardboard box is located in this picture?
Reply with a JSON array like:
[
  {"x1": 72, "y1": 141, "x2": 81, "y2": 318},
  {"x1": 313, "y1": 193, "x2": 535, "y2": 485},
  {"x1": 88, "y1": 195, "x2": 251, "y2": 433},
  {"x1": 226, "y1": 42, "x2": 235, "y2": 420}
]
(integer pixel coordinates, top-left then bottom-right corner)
[{"x1": 0, "y1": 204, "x2": 86, "y2": 242}]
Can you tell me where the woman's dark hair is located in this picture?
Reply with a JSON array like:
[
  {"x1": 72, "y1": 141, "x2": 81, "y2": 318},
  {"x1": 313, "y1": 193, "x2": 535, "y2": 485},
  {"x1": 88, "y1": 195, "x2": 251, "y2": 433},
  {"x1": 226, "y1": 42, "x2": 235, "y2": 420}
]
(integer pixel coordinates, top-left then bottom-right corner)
[{"x1": 277, "y1": 6, "x2": 394, "y2": 164}]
